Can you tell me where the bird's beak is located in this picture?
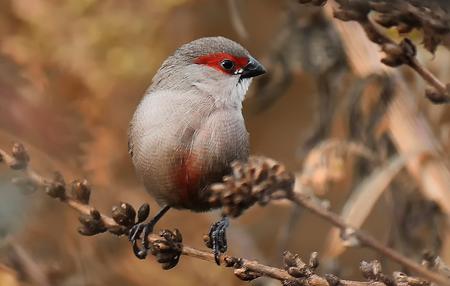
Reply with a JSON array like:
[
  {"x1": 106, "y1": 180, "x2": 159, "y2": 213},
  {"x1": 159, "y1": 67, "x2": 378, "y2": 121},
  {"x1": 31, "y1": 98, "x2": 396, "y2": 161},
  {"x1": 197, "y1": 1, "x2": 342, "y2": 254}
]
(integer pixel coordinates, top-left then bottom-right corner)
[{"x1": 239, "y1": 56, "x2": 266, "y2": 79}]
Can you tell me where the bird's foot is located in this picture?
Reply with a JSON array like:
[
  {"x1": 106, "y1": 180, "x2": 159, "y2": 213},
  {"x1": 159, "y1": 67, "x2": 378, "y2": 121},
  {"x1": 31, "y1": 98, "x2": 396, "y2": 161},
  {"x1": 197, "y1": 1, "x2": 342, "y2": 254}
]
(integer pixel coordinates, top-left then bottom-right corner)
[
  {"x1": 206, "y1": 216, "x2": 229, "y2": 265},
  {"x1": 128, "y1": 205, "x2": 171, "y2": 260},
  {"x1": 129, "y1": 222, "x2": 153, "y2": 259}
]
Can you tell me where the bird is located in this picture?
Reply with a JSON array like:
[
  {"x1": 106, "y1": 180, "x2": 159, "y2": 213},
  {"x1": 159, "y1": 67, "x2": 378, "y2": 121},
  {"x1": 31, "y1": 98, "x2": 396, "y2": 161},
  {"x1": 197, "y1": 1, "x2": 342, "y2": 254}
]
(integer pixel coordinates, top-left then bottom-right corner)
[{"x1": 128, "y1": 36, "x2": 266, "y2": 263}]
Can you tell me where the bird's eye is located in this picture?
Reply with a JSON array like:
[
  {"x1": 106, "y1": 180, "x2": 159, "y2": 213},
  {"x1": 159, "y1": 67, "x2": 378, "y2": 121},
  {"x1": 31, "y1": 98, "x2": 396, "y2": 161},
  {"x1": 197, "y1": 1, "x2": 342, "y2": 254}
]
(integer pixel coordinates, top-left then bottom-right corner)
[{"x1": 220, "y1": 59, "x2": 235, "y2": 71}]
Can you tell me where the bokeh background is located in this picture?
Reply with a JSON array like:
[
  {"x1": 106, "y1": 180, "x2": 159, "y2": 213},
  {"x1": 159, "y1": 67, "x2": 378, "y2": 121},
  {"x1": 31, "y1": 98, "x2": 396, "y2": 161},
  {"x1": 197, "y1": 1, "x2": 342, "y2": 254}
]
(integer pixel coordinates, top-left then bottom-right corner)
[{"x1": 1, "y1": 0, "x2": 450, "y2": 285}]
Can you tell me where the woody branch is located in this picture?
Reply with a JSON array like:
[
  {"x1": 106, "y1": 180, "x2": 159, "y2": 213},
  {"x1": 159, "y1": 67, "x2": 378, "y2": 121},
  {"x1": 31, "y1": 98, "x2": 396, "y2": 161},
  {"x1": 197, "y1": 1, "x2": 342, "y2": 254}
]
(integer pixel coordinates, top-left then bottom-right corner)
[{"x1": 2, "y1": 142, "x2": 448, "y2": 285}]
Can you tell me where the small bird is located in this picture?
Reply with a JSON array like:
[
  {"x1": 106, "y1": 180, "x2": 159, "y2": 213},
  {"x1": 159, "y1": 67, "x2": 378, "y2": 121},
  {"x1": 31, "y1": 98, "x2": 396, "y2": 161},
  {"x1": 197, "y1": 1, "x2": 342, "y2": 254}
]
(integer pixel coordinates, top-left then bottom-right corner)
[{"x1": 128, "y1": 36, "x2": 266, "y2": 262}]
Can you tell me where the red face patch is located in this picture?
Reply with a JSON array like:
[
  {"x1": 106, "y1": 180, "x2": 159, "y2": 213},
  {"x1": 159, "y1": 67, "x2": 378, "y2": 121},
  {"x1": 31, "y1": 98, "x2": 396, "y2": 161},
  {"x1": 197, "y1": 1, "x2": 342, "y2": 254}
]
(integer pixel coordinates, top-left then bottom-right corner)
[{"x1": 194, "y1": 53, "x2": 249, "y2": 75}]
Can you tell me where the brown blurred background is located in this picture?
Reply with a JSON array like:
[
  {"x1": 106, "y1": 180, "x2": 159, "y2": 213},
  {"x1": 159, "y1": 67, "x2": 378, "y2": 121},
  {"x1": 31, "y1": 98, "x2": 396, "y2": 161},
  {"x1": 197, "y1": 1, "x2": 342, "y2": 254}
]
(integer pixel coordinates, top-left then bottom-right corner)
[{"x1": 1, "y1": 0, "x2": 450, "y2": 285}]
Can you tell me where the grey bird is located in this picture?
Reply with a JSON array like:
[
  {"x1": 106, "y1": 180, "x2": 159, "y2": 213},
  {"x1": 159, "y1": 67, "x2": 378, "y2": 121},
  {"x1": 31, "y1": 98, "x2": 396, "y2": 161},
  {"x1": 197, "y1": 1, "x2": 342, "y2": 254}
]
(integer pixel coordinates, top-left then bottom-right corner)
[{"x1": 128, "y1": 36, "x2": 266, "y2": 262}]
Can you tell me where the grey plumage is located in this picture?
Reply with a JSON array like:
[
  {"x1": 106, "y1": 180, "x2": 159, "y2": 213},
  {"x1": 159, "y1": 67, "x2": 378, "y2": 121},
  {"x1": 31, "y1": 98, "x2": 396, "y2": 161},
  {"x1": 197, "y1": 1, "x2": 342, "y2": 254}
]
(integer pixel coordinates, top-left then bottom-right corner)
[{"x1": 129, "y1": 37, "x2": 259, "y2": 211}]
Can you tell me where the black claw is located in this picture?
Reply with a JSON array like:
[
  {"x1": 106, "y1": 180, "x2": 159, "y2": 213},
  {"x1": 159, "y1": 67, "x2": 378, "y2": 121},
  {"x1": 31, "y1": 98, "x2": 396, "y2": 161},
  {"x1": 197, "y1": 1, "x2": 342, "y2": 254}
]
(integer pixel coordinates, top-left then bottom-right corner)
[
  {"x1": 128, "y1": 205, "x2": 171, "y2": 260},
  {"x1": 132, "y1": 239, "x2": 148, "y2": 259},
  {"x1": 129, "y1": 222, "x2": 152, "y2": 259},
  {"x1": 129, "y1": 223, "x2": 144, "y2": 241},
  {"x1": 208, "y1": 216, "x2": 229, "y2": 265}
]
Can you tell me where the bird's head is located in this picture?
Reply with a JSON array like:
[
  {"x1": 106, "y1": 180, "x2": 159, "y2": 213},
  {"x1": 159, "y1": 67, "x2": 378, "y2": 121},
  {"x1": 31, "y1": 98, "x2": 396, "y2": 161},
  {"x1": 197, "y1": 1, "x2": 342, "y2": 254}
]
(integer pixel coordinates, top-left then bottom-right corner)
[{"x1": 151, "y1": 37, "x2": 266, "y2": 108}]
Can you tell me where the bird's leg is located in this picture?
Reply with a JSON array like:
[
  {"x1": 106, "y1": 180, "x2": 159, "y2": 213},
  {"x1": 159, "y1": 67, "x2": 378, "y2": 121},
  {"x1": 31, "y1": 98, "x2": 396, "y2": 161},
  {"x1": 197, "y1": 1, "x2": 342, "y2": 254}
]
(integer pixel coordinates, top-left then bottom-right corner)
[
  {"x1": 208, "y1": 216, "x2": 229, "y2": 265},
  {"x1": 129, "y1": 205, "x2": 171, "y2": 259}
]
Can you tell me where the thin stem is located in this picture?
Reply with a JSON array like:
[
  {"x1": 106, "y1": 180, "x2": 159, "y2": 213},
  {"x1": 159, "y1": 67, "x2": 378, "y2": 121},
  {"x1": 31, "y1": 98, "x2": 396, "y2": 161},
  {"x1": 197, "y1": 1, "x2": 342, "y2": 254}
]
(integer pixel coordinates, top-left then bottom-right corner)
[
  {"x1": 288, "y1": 193, "x2": 450, "y2": 286},
  {"x1": 0, "y1": 144, "x2": 445, "y2": 285}
]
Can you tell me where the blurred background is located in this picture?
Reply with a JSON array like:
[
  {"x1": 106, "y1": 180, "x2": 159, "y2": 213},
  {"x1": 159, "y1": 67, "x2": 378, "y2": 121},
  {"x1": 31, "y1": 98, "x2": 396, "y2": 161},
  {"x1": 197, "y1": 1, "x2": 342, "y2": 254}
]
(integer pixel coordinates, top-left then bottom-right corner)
[{"x1": 0, "y1": 0, "x2": 450, "y2": 285}]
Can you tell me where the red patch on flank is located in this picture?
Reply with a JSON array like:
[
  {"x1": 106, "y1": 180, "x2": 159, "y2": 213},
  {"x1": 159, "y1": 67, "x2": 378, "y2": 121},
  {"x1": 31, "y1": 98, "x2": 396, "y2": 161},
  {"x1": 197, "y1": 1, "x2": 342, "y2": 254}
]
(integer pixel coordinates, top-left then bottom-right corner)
[
  {"x1": 174, "y1": 152, "x2": 201, "y2": 203},
  {"x1": 194, "y1": 52, "x2": 249, "y2": 75}
]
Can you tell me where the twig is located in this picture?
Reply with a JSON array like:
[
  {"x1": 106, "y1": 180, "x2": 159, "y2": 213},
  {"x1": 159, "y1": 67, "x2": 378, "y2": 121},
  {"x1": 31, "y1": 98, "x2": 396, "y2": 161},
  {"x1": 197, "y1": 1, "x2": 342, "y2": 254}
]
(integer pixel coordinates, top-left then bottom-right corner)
[
  {"x1": 363, "y1": 20, "x2": 450, "y2": 104},
  {"x1": 207, "y1": 157, "x2": 450, "y2": 286},
  {"x1": 299, "y1": 0, "x2": 450, "y2": 104},
  {"x1": 0, "y1": 143, "x2": 394, "y2": 286},
  {"x1": 288, "y1": 193, "x2": 449, "y2": 286},
  {"x1": 1, "y1": 143, "x2": 447, "y2": 285}
]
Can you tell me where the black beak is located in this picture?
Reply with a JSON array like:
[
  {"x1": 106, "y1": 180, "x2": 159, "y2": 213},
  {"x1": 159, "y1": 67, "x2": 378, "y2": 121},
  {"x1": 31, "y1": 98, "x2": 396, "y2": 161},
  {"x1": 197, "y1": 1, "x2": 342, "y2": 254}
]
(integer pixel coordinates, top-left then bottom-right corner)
[{"x1": 240, "y1": 56, "x2": 266, "y2": 79}]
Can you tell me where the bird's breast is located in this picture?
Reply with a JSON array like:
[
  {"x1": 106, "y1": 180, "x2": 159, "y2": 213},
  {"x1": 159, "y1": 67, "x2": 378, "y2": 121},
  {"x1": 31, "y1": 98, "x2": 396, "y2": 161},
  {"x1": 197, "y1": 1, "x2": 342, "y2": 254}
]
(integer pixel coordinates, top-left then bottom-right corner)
[{"x1": 130, "y1": 91, "x2": 249, "y2": 211}]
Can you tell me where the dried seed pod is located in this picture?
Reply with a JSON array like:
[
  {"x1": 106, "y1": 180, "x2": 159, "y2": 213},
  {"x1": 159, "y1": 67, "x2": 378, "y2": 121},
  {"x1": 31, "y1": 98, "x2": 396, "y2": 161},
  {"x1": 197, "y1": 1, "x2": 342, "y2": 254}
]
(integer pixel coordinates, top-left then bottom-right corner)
[
  {"x1": 150, "y1": 229, "x2": 183, "y2": 270},
  {"x1": 382, "y1": 43, "x2": 404, "y2": 58},
  {"x1": 288, "y1": 267, "x2": 309, "y2": 278},
  {"x1": 78, "y1": 209, "x2": 107, "y2": 236},
  {"x1": 425, "y1": 87, "x2": 450, "y2": 104},
  {"x1": 325, "y1": 274, "x2": 341, "y2": 286},
  {"x1": 380, "y1": 40, "x2": 414, "y2": 67},
  {"x1": 71, "y1": 179, "x2": 91, "y2": 204},
  {"x1": 223, "y1": 256, "x2": 241, "y2": 268},
  {"x1": 10, "y1": 143, "x2": 30, "y2": 170},
  {"x1": 381, "y1": 55, "x2": 403, "y2": 67},
  {"x1": 399, "y1": 38, "x2": 416, "y2": 58},
  {"x1": 111, "y1": 202, "x2": 136, "y2": 227},
  {"x1": 283, "y1": 251, "x2": 315, "y2": 279},
  {"x1": 137, "y1": 203, "x2": 150, "y2": 223},
  {"x1": 283, "y1": 251, "x2": 297, "y2": 268},
  {"x1": 360, "y1": 260, "x2": 375, "y2": 280},
  {"x1": 207, "y1": 156, "x2": 295, "y2": 218},
  {"x1": 78, "y1": 226, "x2": 98, "y2": 236},
  {"x1": 90, "y1": 209, "x2": 101, "y2": 220},
  {"x1": 45, "y1": 172, "x2": 66, "y2": 199},
  {"x1": 233, "y1": 268, "x2": 261, "y2": 281},
  {"x1": 308, "y1": 252, "x2": 319, "y2": 269},
  {"x1": 360, "y1": 260, "x2": 395, "y2": 285},
  {"x1": 393, "y1": 272, "x2": 430, "y2": 286}
]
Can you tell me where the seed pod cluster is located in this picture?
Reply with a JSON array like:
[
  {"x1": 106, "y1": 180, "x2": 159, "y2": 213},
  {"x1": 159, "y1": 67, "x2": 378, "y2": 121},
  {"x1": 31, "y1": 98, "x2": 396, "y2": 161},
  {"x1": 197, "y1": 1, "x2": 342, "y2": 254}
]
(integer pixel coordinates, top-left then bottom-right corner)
[
  {"x1": 109, "y1": 203, "x2": 150, "y2": 236},
  {"x1": 283, "y1": 251, "x2": 314, "y2": 278},
  {"x1": 221, "y1": 256, "x2": 261, "y2": 281},
  {"x1": 332, "y1": 0, "x2": 370, "y2": 22},
  {"x1": 318, "y1": 0, "x2": 450, "y2": 54},
  {"x1": 150, "y1": 229, "x2": 183, "y2": 270},
  {"x1": 207, "y1": 156, "x2": 295, "y2": 217},
  {"x1": 282, "y1": 251, "x2": 328, "y2": 286},
  {"x1": 360, "y1": 260, "x2": 395, "y2": 286},
  {"x1": 369, "y1": 0, "x2": 450, "y2": 54}
]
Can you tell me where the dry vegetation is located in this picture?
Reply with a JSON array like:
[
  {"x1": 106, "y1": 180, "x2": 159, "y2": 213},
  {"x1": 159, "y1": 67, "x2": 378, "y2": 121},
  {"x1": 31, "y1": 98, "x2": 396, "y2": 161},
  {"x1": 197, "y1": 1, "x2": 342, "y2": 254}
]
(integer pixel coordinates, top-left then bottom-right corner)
[{"x1": 1, "y1": 0, "x2": 450, "y2": 285}]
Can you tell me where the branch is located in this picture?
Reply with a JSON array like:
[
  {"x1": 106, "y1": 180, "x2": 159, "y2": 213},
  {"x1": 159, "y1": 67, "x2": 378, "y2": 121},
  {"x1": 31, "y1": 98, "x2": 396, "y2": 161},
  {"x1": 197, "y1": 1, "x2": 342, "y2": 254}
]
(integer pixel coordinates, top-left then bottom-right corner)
[
  {"x1": 299, "y1": 0, "x2": 450, "y2": 104},
  {"x1": 0, "y1": 143, "x2": 443, "y2": 285},
  {"x1": 1, "y1": 143, "x2": 382, "y2": 286},
  {"x1": 207, "y1": 157, "x2": 450, "y2": 286}
]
